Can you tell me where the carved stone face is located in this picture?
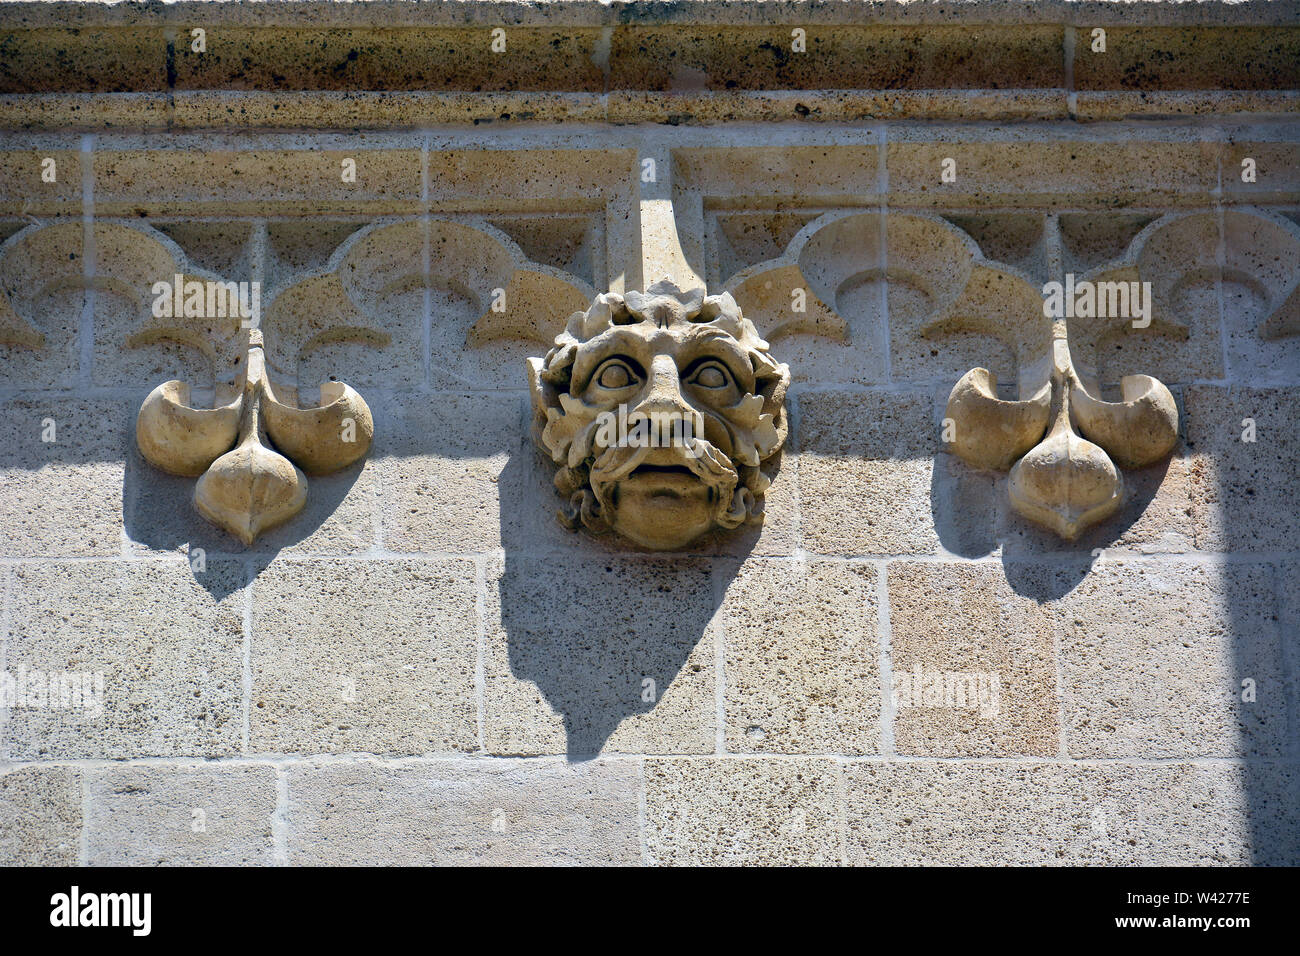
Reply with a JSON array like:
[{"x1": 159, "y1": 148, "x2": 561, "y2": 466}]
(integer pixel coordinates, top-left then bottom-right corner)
[{"x1": 528, "y1": 280, "x2": 790, "y2": 550}]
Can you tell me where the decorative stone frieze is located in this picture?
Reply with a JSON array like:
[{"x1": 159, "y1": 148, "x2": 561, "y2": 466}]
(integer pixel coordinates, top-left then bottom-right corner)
[
  {"x1": 2, "y1": 0, "x2": 1299, "y2": 872},
  {"x1": 931, "y1": 208, "x2": 1300, "y2": 539},
  {"x1": 926, "y1": 218, "x2": 1179, "y2": 539}
]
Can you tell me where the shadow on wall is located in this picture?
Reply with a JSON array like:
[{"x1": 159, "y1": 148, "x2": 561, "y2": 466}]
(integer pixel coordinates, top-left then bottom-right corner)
[
  {"x1": 932, "y1": 383, "x2": 1299, "y2": 865},
  {"x1": 493, "y1": 445, "x2": 761, "y2": 760},
  {"x1": 930, "y1": 448, "x2": 1172, "y2": 599},
  {"x1": 122, "y1": 405, "x2": 366, "y2": 603}
]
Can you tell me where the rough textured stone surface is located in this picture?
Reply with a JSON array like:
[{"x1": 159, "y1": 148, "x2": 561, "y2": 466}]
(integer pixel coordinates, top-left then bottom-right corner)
[
  {"x1": 4, "y1": 561, "x2": 245, "y2": 759},
  {"x1": 643, "y1": 757, "x2": 842, "y2": 865},
  {"x1": 84, "y1": 764, "x2": 277, "y2": 866},
  {"x1": 797, "y1": 390, "x2": 942, "y2": 556},
  {"x1": 1058, "y1": 561, "x2": 1288, "y2": 759},
  {"x1": 888, "y1": 562, "x2": 1061, "y2": 757},
  {"x1": 375, "y1": 392, "x2": 526, "y2": 554},
  {"x1": 484, "y1": 556, "x2": 717, "y2": 756},
  {"x1": 0, "y1": 764, "x2": 83, "y2": 865},
  {"x1": 0, "y1": 398, "x2": 132, "y2": 556},
  {"x1": 249, "y1": 559, "x2": 478, "y2": 756},
  {"x1": 1, "y1": 0, "x2": 1297, "y2": 868},
  {"x1": 721, "y1": 559, "x2": 880, "y2": 754},
  {"x1": 285, "y1": 758, "x2": 640, "y2": 865},
  {"x1": 846, "y1": 761, "x2": 1294, "y2": 866},
  {"x1": 1184, "y1": 386, "x2": 1300, "y2": 552}
]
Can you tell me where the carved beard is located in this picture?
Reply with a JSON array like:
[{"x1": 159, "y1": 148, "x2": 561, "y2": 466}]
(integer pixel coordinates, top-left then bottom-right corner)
[{"x1": 584, "y1": 435, "x2": 749, "y2": 534}]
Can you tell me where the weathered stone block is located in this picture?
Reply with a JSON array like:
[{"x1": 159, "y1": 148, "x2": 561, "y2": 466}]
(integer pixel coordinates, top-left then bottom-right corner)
[
  {"x1": 285, "y1": 758, "x2": 639, "y2": 865},
  {"x1": 0, "y1": 398, "x2": 131, "y2": 556},
  {"x1": 0, "y1": 765, "x2": 82, "y2": 866},
  {"x1": 797, "y1": 390, "x2": 944, "y2": 556},
  {"x1": 845, "y1": 760, "x2": 1290, "y2": 865},
  {"x1": 0, "y1": 147, "x2": 81, "y2": 214},
  {"x1": 720, "y1": 558, "x2": 880, "y2": 754},
  {"x1": 84, "y1": 764, "x2": 277, "y2": 866},
  {"x1": 887, "y1": 561, "x2": 1061, "y2": 756},
  {"x1": 4, "y1": 561, "x2": 245, "y2": 759},
  {"x1": 887, "y1": 139, "x2": 1221, "y2": 207},
  {"x1": 375, "y1": 392, "x2": 526, "y2": 555},
  {"x1": 249, "y1": 558, "x2": 478, "y2": 755},
  {"x1": 1184, "y1": 386, "x2": 1300, "y2": 552},
  {"x1": 484, "y1": 556, "x2": 717, "y2": 756},
  {"x1": 1058, "y1": 560, "x2": 1288, "y2": 758},
  {"x1": 93, "y1": 143, "x2": 423, "y2": 215},
  {"x1": 643, "y1": 757, "x2": 841, "y2": 866}
]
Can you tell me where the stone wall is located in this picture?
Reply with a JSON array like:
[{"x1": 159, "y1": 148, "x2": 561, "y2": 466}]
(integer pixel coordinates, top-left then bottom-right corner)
[{"x1": 0, "y1": 0, "x2": 1297, "y2": 865}]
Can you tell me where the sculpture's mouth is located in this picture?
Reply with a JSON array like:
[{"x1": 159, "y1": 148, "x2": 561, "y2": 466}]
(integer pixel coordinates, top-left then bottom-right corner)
[
  {"x1": 589, "y1": 438, "x2": 738, "y2": 525},
  {"x1": 624, "y1": 463, "x2": 708, "y2": 498}
]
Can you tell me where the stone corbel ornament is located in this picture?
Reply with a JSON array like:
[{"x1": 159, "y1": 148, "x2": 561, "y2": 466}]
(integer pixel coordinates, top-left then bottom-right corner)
[
  {"x1": 926, "y1": 234, "x2": 1184, "y2": 540},
  {"x1": 527, "y1": 279, "x2": 790, "y2": 550},
  {"x1": 136, "y1": 327, "x2": 375, "y2": 544},
  {"x1": 114, "y1": 222, "x2": 385, "y2": 544}
]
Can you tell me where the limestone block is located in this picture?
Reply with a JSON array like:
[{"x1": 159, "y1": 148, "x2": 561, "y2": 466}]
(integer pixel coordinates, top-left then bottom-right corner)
[
  {"x1": 0, "y1": 765, "x2": 83, "y2": 866},
  {"x1": 720, "y1": 559, "x2": 880, "y2": 754},
  {"x1": 374, "y1": 391, "x2": 527, "y2": 554},
  {"x1": 1224, "y1": 140, "x2": 1300, "y2": 204},
  {"x1": 172, "y1": 28, "x2": 605, "y2": 94},
  {"x1": 0, "y1": 398, "x2": 132, "y2": 557},
  {"x1": 4, "y1": 561, "x2": 245, "y2": 759},
  {"x1": 888, "y1": 562, "x2": 1061, "y2": 757},
  {"x1": 484, "y1": 555, "x2": 717, "y2": 756},
  {"x1": 249, "y1": 558, "x2": 478, "y2": 755},
  {"x1": 0, "y1": 27, "x2": 168, "y2": 93},
  {"x1": 285, "y1": 758, "x2": 640, "y2": 866},
  {"x1": 845, "y1": 761, "x2": 1291, "y2": 865},
  {"x1": 797, "y1": 389, "x2": 942, "y2": 556},
  {"x1": 84, "y1": 764, "x2": 277, "y2": 866},
  {"x1": 887, "y1": 139, "x2": 1221, "y2": 207},
  {"x1": 0, "y1": 146, "x2": 81, "y2": 215},
  {"x1": 1058, "y1": 561, "x2": 1288, "y2": 758},
  {"x1": 1073, "y1": 27, "x2": 1300, "y2": 92},
  {"x1": 608, "y1": 26, "x2": 1064, "y2": 92},
  {"x1": 1183, "y1": 386, "x2": 1300, "y2": 552},
  {"x1": 643, "y1": 757, "x2": 841, "y2": 866},
  {"x1": 93, "y1": 143, "x2": 423, "y2": 215}
]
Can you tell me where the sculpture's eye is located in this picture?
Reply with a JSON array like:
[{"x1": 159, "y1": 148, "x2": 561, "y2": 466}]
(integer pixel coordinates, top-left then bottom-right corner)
[
  {"x1": 689, "y1": 362, "x2": 731, "y2": 389},
  {"x1": 595, "y1": 360, "x2": 638, "y2": 390}
]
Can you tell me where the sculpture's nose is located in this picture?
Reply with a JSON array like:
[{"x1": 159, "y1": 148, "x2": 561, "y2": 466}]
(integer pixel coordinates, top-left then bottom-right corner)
[{"x1": 635, "y1": 353, "x2": 692, "y2": 417}]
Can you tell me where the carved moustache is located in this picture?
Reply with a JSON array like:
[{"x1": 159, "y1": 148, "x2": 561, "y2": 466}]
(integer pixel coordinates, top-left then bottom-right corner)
[{"x1": 587, "y1": 436, "x2": 739, "y2": 514}]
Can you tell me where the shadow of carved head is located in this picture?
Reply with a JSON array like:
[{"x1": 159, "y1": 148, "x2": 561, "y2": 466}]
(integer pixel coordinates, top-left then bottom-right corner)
[{"x1": 527, "y1": 279, "x2": 791, "y2": 550}]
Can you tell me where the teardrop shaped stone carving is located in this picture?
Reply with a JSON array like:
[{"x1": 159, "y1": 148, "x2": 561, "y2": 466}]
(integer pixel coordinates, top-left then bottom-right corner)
[
  {"x1": 1007, "y1": 397, "x2": 1123, "y2": 540},
  {"x1": 195, "y1": 436, "x2": 308, "y2": 545}
]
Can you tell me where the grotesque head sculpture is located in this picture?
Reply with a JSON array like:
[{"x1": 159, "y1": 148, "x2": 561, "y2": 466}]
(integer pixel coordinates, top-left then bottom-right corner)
[{"x1": 527, "y1": 280, "x2": 790, "y2": 550}]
